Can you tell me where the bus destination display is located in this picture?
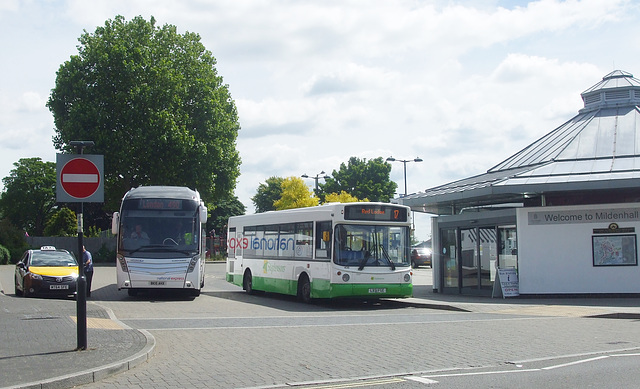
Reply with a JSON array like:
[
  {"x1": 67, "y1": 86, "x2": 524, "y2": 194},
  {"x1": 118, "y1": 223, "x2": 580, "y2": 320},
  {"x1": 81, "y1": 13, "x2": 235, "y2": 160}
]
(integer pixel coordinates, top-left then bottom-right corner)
[
  {"x1": 139, "y1": 199, "x2": 183, "y2": 210},
  {"x1": 344, "y1": 204, "x2": 407, "y2": 222}
]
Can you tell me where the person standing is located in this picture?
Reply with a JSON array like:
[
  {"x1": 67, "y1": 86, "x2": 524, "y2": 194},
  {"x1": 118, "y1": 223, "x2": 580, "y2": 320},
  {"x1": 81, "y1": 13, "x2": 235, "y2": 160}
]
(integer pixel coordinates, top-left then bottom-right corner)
[{"x1": 82, "y1": 246, "x2": 94, "y2": 297}]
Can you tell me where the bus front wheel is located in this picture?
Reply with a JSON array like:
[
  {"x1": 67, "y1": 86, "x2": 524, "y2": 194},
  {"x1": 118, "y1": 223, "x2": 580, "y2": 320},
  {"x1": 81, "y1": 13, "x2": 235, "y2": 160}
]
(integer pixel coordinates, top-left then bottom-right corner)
[
  {"x1": 297, "y1": 274, "x2": 311, "y2": 304},
  {"x1": 243, "y1": 270, "x2": 254, "y2": 295}
]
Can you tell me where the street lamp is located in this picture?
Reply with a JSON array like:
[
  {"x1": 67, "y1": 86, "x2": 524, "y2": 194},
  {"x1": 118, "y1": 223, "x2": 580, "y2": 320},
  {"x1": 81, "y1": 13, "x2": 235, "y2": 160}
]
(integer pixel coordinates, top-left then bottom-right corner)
[
  {"x1": 386, "y1": 156, "x2": 423, "y2": 197},
  {"x1": 301, "y1": 171, "x2": 330, "y2": 190}
]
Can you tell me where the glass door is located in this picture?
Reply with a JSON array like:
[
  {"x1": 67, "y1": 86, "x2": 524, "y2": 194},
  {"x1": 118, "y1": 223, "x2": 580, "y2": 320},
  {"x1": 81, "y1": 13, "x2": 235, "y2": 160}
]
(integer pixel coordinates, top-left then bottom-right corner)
[
  {"x1": 498, "y1": 226, "x2": 518, "y2": 270},
  {"x1": 460, "y1": 228, "x2": 478, "y2": 290},
  {"x1": 440, "y1": 228, "x2": 459, "y2": 292},
  {"x1": 461, "y1": 227, "x2": 496, "y2": 293},
  {"x1": 479, "y1": 227, "x2": 496, "y2": 290}
]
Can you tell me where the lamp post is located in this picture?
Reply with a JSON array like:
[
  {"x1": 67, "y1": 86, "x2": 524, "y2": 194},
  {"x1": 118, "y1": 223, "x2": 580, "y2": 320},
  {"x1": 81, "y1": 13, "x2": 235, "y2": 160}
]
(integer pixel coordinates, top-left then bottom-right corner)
[
  {"x1": 386, "y1": 156, "x2": 423, "y2": 197},
  {"x1": 301, "y1": 171, "x2": 330, "y2": 191}
]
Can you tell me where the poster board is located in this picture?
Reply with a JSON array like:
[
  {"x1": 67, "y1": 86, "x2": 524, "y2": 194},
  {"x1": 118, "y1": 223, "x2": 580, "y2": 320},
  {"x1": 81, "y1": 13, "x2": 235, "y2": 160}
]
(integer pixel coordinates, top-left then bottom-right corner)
[{"x1": 492, "y1": 267, "x2": 519, "y2": 298}]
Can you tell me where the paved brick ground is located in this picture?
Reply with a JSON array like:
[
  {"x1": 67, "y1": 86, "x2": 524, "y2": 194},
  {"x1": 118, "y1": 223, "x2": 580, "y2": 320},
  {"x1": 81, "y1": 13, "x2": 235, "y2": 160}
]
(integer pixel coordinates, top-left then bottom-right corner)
[
  {"x1": 85, "y1": 309, "x2": 640, "y2": 389},
  {"x1": 3, "y1": 263, "x2": 640, "y2": 389},
  {"x1": 0, "y1": 283, "x2": 152, "y2": 388}
]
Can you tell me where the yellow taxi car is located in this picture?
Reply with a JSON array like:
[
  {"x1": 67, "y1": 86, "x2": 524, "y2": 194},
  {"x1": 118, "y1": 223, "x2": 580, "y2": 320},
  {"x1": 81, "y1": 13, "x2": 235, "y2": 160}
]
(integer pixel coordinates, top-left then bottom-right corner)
[{"x1": 14, "y1": 246, "x2": 79, "y2": 298}]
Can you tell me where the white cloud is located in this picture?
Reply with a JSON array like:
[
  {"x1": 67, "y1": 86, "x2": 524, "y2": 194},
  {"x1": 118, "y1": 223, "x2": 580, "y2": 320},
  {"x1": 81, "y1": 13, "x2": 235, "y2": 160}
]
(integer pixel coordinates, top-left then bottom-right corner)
[{"x1": 1, "y1": 0, "x2": 639, "y2": 241}]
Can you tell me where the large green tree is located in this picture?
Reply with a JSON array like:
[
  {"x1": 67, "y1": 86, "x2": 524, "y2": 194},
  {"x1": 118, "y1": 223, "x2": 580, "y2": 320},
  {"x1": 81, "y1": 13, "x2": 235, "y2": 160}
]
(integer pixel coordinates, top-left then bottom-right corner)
[
  {"x1": 251, "y1": 176, "x2": 285, "y2": 213},
  {"x1": 0, "y1": 158, "x2": 57, "y2": 236},
  {"x1": 319, "y1": 157, "x2": 397, "y2": 202},
  {"x1": 47, "y1": 15, "x2": 241, "y2": 211},
  {"x1": 207, "y1": 195, "x2": 245, "y2": 237}
]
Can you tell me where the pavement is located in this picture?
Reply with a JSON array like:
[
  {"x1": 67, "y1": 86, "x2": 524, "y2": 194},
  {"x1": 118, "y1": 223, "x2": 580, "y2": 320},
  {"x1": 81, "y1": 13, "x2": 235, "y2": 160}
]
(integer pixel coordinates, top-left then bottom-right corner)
[
  {"x1": 2, "y1": 271, "x2": 640, "y2": 389},
  {"x1": 0, "y1": 286, "x2": 154, "y2": 389}
]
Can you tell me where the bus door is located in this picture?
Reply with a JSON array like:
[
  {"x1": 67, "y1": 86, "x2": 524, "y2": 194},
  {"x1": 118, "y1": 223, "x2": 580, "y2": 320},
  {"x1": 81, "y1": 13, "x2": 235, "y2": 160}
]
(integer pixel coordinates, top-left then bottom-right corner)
[{"x1": 227, "y1": 227, "x2": 238, "y2": 275}]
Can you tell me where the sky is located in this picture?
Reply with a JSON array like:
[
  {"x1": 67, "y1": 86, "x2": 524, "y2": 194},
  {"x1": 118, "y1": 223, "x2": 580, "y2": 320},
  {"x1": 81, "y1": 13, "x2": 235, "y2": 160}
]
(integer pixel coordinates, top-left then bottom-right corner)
[{"x1": 1, "y1": 0, "x2": 639, "y2": 240}]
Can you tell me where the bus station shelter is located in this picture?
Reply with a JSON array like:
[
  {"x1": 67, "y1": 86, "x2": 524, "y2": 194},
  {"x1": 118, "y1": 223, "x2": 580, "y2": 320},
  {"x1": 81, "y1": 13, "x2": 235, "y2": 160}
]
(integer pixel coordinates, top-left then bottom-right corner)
[{"x1": 399, "y1": 70, "x2": 640, "y2": 296}]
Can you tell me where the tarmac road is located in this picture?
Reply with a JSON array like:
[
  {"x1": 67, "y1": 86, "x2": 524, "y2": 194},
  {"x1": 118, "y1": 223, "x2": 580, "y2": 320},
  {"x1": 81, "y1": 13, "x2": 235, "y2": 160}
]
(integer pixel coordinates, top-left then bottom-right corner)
[{"x1": 2, "y1": 263, "x2": 640, "y2": 389}]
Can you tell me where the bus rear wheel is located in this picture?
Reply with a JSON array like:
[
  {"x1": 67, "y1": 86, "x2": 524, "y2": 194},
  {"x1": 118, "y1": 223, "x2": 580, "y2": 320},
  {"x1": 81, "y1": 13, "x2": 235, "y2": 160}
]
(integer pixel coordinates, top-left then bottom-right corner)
[
  {"x1": 297, "y1": 274, "x2": 311, "y2": 304},
  {"x1": 243, "y1": 270, "x2": 254, "y2": 295}
]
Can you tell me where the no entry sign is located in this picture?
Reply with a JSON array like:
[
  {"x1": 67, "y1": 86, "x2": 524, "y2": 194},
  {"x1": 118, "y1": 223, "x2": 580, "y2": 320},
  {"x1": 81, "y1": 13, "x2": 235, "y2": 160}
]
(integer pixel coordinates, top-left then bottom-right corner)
[{"x1": 56, "y1": 154, "x2": 104, "y2": 203}]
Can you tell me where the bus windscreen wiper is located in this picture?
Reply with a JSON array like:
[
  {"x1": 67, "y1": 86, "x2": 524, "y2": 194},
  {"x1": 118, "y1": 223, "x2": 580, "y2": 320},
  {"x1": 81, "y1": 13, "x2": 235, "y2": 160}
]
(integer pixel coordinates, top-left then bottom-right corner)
[
  {"x1": 358, "y1": 251, "x2": 371, "y2": 270},
  {"x1": 380, "y1": 245, "x2": 395, "y2": 270}
]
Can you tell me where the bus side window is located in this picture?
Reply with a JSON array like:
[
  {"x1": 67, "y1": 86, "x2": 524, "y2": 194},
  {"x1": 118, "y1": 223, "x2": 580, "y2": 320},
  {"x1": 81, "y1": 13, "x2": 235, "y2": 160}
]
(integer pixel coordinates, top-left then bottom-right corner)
[{"x1": 315, "y1": 221, "x2": 331, "y2": 259}]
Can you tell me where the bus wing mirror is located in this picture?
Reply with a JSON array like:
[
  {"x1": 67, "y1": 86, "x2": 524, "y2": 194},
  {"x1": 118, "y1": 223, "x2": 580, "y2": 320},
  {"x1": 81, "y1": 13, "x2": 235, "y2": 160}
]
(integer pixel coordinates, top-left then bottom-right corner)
[
  {"x1": 199, "y1": 203, "x2": 207, "y2": 224},
  {"x1": 111, "y1": 212, "x2": 120, "y2": 235}
]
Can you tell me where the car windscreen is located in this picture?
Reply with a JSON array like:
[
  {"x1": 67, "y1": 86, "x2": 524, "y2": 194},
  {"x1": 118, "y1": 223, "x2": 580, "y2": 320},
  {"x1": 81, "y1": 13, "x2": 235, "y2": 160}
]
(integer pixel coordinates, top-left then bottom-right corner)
[{"x1": 31, "y1": 252, "x2": 77, "y2": 267}]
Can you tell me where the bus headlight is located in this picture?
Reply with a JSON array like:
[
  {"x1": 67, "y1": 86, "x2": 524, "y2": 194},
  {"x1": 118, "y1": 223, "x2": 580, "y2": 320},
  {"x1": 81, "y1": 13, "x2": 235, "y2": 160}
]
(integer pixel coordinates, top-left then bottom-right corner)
[
  {"x1": 187, "y1": 255, "x2": 198, "y2": 273},
  {"x1": 404, "y1": 273, "x2": 411, "y2": 282},
  {"x1": 117, "y1": 254, "x2": 128, "y2": 272},
  {"x1": 342, "y1": 273, "x2": 350, "y2": 282}
]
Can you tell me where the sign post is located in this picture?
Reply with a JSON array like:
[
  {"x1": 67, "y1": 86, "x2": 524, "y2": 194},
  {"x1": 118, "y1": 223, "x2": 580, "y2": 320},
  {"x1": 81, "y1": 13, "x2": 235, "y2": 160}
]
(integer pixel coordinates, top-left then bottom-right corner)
[{"x1": 56, "y1": 141, "x2": 103, "y2": 351}]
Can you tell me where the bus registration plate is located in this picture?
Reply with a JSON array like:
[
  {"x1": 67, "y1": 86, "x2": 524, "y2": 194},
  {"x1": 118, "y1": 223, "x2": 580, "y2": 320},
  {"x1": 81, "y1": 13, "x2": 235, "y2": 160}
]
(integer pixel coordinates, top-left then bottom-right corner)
[
  {"x1": 368, "y1": 288, "x2": 386, "y2": 294},
  {"x1": 149, "y1": 281, "x2": 165, "y2": 286}
]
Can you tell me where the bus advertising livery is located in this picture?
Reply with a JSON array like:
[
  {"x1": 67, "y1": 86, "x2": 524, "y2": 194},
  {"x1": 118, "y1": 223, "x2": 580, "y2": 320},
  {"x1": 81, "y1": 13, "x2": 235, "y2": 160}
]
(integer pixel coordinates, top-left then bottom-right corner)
[{"x1": 226, "y1": 202, "x2": 413, "y2": 303}]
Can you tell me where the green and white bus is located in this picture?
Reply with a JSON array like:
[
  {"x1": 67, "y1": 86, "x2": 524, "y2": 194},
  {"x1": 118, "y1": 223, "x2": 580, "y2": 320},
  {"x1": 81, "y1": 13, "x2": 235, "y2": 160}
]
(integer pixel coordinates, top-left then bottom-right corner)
[{"x1": 226, "y1": 202, "x2": 413, "y2": 302}]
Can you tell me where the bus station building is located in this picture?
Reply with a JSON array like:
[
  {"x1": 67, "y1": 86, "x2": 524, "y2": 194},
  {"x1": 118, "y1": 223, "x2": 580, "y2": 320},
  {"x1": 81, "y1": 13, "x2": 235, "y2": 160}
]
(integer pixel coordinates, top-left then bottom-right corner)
[{"x1": 399, "y1": 70, "x2": 640, "y2": 296}]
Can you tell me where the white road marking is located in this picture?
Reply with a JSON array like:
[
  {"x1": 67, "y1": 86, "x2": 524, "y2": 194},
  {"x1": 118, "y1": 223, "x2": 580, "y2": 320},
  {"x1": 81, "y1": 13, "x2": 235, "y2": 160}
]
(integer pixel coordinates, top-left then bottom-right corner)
[
  {"x1": 542, "y1": 355, "x2": 609, "y2": 370},
  {"x1": 404, "y1": 376, "x2": 439, "y2": 384}
]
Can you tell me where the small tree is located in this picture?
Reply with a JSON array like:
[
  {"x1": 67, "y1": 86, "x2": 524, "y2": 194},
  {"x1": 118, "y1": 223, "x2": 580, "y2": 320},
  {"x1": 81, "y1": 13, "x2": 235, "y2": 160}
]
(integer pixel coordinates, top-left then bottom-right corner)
[
  {"x1": 252, "y1": 176, "x2": 285, "y2": 213},
  {"x1": 319, "y1": 157, "x2": 396, "y2": 202},
  {"x1": 274, "y1": 177, "x2": 319, "y2": 210},
  {"x1": 0, "y1": 158, "x2": 57, "y2": 236},
  {"x1": 0, "y1": 245, "x2": 10, "y2": 265},
  {"x1": 44, "y1": 207, "x2": 77, "y2": 237},
  {"x1": 0, "y1": 219, "x2": 29, "y2": 263},
  {"x1": 323, "y1": 191, "x2": 368, "y2": 203}
]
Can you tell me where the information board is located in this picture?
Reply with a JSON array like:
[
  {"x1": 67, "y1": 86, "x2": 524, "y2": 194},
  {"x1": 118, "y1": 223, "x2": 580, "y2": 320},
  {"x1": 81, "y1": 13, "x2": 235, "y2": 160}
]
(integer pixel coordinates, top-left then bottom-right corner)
[{"x1": 492, "y1": 267, "x2": 519, "y2": 298}]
